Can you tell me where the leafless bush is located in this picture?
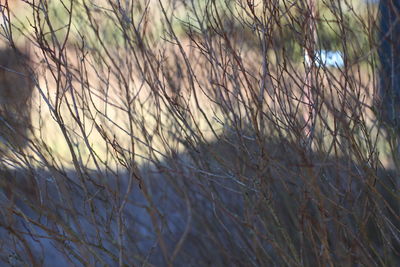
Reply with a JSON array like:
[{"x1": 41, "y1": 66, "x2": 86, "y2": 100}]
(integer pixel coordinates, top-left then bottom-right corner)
[{"x1": 0, "y1": 0, "x2": 398, "y2": 266}]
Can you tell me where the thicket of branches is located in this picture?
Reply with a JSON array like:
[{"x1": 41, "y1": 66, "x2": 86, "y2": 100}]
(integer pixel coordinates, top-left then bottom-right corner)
[{"x1": 0, "y1": 0, "x2": 399, "y2": 266}]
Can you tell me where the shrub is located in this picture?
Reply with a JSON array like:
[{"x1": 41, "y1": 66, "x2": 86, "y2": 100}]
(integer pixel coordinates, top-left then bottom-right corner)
[{"x1": 0, "y1": 0, "x2": 398, "y2": 266}]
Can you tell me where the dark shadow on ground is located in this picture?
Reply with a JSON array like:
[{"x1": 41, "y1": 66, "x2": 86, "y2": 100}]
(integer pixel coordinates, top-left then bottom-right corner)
[{"x1": 0, "y1": 130, "x2": 399, "y2": 266}]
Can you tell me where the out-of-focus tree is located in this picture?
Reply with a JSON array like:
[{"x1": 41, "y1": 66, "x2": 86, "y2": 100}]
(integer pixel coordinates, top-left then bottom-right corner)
[
  {"x1": 379, "y1": 0, "x2": 400, "y2": 128},
  {"x1": 0, "y1": 48, "x2": 32, "y2": 153}
]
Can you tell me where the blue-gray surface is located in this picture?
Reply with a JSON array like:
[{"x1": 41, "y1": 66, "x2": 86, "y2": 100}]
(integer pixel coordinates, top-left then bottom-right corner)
[{"x1": 0, "y1": 136, "x2": 399, "y2": 266}]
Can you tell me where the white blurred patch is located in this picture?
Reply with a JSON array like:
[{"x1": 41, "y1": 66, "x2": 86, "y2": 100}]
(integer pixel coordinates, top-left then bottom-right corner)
[{"x1": 305, "y1": 50, "x2": 344, "y2": 68}]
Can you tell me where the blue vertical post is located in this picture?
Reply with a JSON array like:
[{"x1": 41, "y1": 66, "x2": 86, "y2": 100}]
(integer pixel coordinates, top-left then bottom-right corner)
[{"x1": 379, "y1": 0, "x2": 400, "y2": 129}]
